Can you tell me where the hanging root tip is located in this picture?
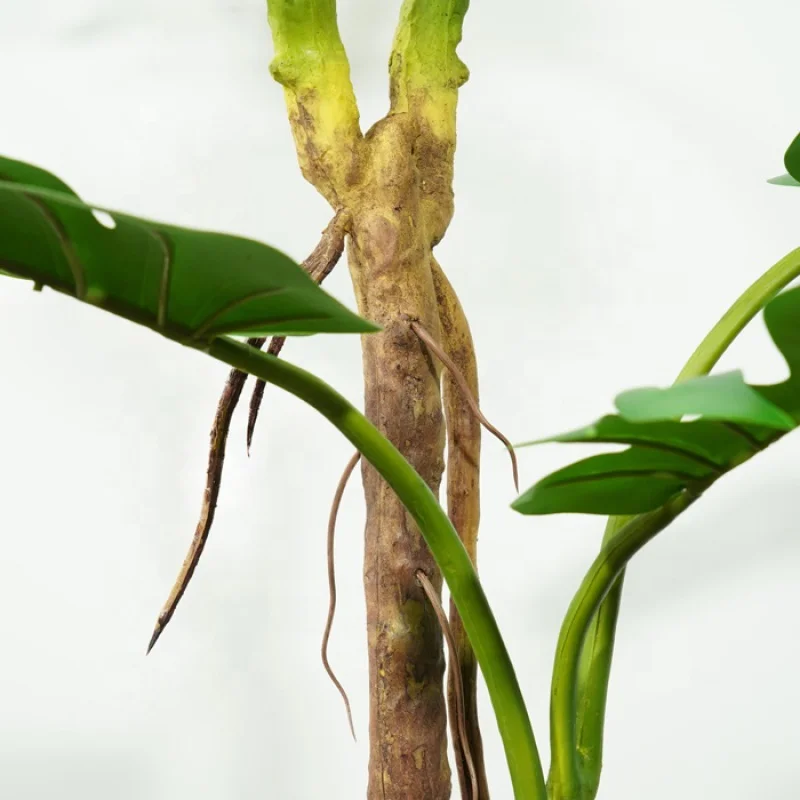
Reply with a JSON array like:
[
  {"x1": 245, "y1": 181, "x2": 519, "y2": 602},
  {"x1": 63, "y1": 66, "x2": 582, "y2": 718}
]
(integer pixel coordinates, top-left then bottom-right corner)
[
  {"x1": 321, "y1": 452, "x2": 361, "y2": 743},
  {"x1": 345, "y1": 698, "x2": 357, "y2": 743},
  {"x1": 146, "y1": 623, "x2": 163, "y2": 655}
]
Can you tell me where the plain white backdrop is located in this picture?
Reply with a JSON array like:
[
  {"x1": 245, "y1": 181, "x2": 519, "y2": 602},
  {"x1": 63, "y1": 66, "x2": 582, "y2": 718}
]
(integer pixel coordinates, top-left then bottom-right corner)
[{"x1": 1, "y1": 1, "x2": 799, "y2": 797}]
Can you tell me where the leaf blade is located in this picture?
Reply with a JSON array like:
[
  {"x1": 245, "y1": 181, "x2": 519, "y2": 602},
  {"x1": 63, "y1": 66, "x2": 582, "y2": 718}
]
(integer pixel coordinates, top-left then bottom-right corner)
[
  {"x1": 784, "y1": 131, "x2": 800, "y2": 182},
  {"x1": 517, "y1": 415, "x2": 747, "y2": 469},
  {"x1": 0, "y1": 156, "x2": 377, "y2": 341},
  {"x1": 767, "y1": 173, "x2": 800, "y2": 187},
  {"x1": 615, "y1": 371, "x2": 795, "y2": 431},
  {"x1": 511, "y1": 448, "x2": 713, "y2": 515}
]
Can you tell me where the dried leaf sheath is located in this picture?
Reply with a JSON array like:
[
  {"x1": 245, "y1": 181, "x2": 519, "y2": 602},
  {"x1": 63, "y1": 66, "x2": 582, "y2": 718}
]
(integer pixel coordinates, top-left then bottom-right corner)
[{"x1": 432, "y1": 259, "x2": 490, "y2": 798}]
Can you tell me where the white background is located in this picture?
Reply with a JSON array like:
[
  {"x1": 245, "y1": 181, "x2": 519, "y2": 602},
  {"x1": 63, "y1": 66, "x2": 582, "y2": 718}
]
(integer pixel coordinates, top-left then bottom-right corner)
[{"x1": 1, "y1": 1, "x2": 799, "y2": 797}]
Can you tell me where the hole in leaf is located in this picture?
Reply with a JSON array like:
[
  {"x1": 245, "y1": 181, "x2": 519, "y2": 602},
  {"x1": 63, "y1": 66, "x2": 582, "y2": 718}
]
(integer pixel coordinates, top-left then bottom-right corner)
[{"x1": 92, "y1": 210, "x2": 117, "y2": 229}]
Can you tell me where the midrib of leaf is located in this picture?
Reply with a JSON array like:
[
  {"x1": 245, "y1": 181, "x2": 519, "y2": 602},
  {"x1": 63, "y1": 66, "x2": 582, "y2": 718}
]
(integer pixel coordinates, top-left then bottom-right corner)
[
  {"x1": 190, "y1": 287, "x2": 293, "y2": 339},
  {"x1": 720, "y1": 421, "x2": 763, "y2": 450},
  {"x1": 544, "y1": 467, "x2": 708, "y2": 489},
  {"x1": 568, "y1": 438, "x2": 727, "y2": 473}
]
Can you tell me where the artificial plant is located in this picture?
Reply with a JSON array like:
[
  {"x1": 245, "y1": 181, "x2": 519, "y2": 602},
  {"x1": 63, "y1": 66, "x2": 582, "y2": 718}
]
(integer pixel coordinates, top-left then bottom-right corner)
[{"x1": 2, "y1": 3, "x2": 800, "y2": 800}]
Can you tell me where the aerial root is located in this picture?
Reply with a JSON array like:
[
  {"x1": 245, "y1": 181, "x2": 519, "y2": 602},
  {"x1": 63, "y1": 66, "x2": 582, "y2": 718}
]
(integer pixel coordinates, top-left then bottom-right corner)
[
  {"x1": 411, "y1": 319, "x2": 519, "y2": 492},
  {"x1": 147, "y1": 211, "x2": 348, "y2": 654},
  {"x1": 246, "y1": 336, "x2": 286, "y2": 454},
  {"x1": 415, "y1": 569, "x2": 479, "y2": 800},
  {"x1": 146, "y1": 344, "x2": 261, "y2": 654},
  {"x1": 321, "y1": 451, "x2": 361, "y2": 741},
  {"x1": 246, "y1": 211, "x2": 349, "y2": 453}
]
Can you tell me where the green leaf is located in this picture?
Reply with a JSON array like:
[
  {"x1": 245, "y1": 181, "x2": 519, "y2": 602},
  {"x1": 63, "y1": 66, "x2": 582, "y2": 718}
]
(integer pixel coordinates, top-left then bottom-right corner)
[
  {"x1": 785, "y1": 131, "x2": 800, "y2": 183},
  {"x1": 511, "y1": 448, "x2": 711, "y2": 515},
  {"x1": 514, "y1": 286, "x2": 800, "y2": 517},
  {"x1": 517, "y1": 415, "x2": 748, "y2": 469},
  {"x1": 767, "y1": 173, "x2": 800, "y2": 187},
  {"x1": 754, "y1": 284, "x2": 800, "y2": 416},
  {"x1": 0, "y1": 156, "x2": 376, "y2": 341},
  {"x1": 615, "y1": 371, "x2": 795, "y2": 431}
]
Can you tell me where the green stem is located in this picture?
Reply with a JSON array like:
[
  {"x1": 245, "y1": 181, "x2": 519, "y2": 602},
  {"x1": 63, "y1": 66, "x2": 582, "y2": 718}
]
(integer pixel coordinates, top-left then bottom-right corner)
[
  {"x1": 206, "y1": 336, "x2": 547, "y2": 800},
  {"x1": 390, "y1": 0, "x2": 470, "y2": 108},
  {"x1": 548, "y1": 492, "x2": 697, "y2": 800},
  {"x1": 676, "y1": 247, "x2": 800, "y2": 380},
  {"x1": 565, "y1": 246, "x2": 800, "y2": 800}
]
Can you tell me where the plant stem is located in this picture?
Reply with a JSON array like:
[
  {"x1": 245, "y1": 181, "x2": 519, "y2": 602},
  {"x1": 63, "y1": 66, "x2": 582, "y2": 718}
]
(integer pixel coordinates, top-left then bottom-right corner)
[
  {"x1": 266, "y1": 0, "x2": 362, "y2": 206},
  {"x1": 548, "y1": 491, "x2": 697, "y2": 800},
  {"x1": 570, "y1": 246, "x2": 800, "y2": 799},
  {"x1": 268, "y1": 4, "x2": 473, "y2": 791},
  {"x1": 206, "y1": 336, "x2": 548, "y2": 800},
  {"x1": 432, "y1": 258, "x2": 491, "y2": 798},
  {"x1": 676, "y1": 247, "x2": 800, "y2": 380}
]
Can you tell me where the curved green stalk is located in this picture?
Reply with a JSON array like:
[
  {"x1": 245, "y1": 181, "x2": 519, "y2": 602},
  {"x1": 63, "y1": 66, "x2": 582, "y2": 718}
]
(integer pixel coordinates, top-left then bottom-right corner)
[
  {"x1": 676, "y1": 247, "x2": 800, "y2": 380},
  {"x1": 548, "y1": 491, "x2": 698, "y2": 800},
  {"x1": 206, "y1": 336, "x2": 547, "y2": 800},
  {"x1": 559, "y1": 246, "x2": 800, "y2": 799}
]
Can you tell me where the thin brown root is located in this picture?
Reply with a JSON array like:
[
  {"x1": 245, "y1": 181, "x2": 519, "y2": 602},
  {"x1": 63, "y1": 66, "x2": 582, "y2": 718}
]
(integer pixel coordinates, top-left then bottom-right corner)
[
  {"x1": 411, "y1": 320, "x2": 519, "y2": 492},
  {"x1": 415, "y1": 569, "x2": 479, "y2": 800},
  {"x1": 147, "y1": 335, "x2": 265, "y2": 654},
  {"x1": 147, "y1": 213, "x2": 350, "y2": 654},
  {"x1": 246, "y1": 336, "x2": 286, "y2": 455},
  {"x1": 246, "y1": 211, "x2": 349, "y2": 454},
  {"x1": 321, "y1": 451, "x2": 361, "y2": 742}
]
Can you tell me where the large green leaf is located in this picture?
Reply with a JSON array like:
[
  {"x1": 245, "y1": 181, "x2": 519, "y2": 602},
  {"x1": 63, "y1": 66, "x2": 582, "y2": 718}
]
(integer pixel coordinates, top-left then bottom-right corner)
[
  {"x1": 514, "y1": 288, "x2": 800, "y2": 516},
  {"x1": 768, "y1": 132, "x2": 800, "y2": 186},
  {"x1": 519, "y1": 415, "x2": 748, "y2": 468},
  {"x1": 785, "y1": 131, "x2": 800, "y2": 183},
  {"x1": 0, "y1": 156, "x2": 376, "y2": 341},
  {"x1": 511, "y1": 448, "x2": 714, "y2": 515},
  {"x1": 615, "y1": 371, "x2": 795, "y2": 430},
  {"x1": 755, "y1": 284, "x2": 800, "y2": 415}
]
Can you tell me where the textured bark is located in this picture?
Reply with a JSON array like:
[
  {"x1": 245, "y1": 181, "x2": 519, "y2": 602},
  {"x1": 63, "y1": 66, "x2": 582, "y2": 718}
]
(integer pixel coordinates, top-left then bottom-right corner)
[
  {"x1": 266, "y1": 5, "x2": 473, "y2": 796},
  {"x1": 432, "y1": 261, "x2": 490, "y2": 799},
  {"x1": 346, "y1": 116, "x2": 450, "y2": 799}
]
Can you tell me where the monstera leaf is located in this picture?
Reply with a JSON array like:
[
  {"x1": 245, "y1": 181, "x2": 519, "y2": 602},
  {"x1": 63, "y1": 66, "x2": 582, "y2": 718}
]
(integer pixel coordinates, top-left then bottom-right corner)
[
  {"x1": 0, "y1": 156, "x2": 375, "y2": 341},
  {"x1": 768, "y1": 131, "x2": 800, "y2": 187},
  {"x1": 513, "y1": 286, "x2": 800, "y2": 515}
]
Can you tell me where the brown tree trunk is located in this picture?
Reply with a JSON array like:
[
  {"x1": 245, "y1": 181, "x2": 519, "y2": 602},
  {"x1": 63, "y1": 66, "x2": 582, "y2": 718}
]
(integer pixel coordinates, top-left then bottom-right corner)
[
  {"x1": 347, "y1": 116, "x2": 450, "y2": 799},
  {"x1": 265, "y1": 5, "x2": 475, "y2": 796}
]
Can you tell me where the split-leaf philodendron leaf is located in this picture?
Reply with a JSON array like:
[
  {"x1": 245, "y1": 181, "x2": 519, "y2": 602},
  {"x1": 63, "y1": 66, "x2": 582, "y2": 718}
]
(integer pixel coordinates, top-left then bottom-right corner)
[
  {"x1": 513, "y1": 286, "x2": 800, "y2": 516},
  {"x1": 785, "y1": 132, "x2": 800, "y2": 183},
  {"x1": 0, "y1": 156, "x2": 376, "y2": 341},
  {"x1": 768, "y1": 131, "x2": 800, "y2": 186}
]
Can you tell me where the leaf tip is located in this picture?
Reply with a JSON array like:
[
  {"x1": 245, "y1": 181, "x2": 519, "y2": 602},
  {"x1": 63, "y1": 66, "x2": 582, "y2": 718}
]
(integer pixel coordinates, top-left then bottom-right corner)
[{"x1": 767, "y1": 173, "x2": 800, "y2": 187}]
